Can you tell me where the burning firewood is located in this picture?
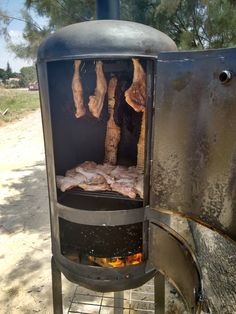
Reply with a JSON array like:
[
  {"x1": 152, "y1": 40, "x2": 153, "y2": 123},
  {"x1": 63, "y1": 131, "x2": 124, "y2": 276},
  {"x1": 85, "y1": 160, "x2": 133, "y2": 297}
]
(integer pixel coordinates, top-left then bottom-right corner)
[
  {"x1": 124, "y1": 59, "x2": 147, "y2": 172},
  {"x1": 88, "y1": 253, "x2": 143, "y2": 268},
  {"x1": 72, "y1": 60, "x2": 86, "y2": 118},
  {"x1": 104, "y1": 77, "x2": 121, "y2": 165},
  {"x1": 88, "y1": 61, "x2": 107, "y2": 118}
]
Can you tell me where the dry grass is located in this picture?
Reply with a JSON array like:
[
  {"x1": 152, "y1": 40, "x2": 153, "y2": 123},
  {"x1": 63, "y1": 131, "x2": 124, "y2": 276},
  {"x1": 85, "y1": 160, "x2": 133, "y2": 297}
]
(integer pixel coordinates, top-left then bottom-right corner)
[{"x1": 0, "y1": 87, "x2": 40, "y2": 126}]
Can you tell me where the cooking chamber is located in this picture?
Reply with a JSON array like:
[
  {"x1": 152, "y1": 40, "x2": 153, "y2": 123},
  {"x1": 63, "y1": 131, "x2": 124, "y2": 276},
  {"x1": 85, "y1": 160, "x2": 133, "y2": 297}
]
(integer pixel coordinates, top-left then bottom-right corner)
[
  {"x1": 47, "y1": 56, "x2": 152, "y2": 268},
  {"x1": 48, "y1": 58, "x2": 151, "y2": 210}
]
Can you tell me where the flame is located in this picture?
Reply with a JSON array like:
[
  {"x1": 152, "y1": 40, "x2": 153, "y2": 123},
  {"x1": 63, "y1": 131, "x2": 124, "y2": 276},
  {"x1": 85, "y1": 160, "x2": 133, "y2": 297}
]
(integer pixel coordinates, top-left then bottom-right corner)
[
  {"x1": 102, "y1": 257, "x2": 125, "y2": 267},
  {"x1": 127, "y1": 253, "x2": 143, "y2": 265},
  {"x1": 89, "y1": 253, "x2": 143, "y2": 268}
]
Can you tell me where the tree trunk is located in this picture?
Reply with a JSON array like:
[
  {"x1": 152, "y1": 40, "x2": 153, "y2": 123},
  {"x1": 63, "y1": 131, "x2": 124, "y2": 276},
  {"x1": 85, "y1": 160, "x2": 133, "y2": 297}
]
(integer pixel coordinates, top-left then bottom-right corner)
[{"x1": 190, "y1": 222, "x2": 236, "y2": 314}]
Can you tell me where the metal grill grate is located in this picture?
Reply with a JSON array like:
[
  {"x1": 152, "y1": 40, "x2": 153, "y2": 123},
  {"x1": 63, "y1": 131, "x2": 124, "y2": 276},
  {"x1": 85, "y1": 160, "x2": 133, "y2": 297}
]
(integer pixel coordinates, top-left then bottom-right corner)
[{"x1": 67, "y1": 280, "x2": 155, "y2": 313}]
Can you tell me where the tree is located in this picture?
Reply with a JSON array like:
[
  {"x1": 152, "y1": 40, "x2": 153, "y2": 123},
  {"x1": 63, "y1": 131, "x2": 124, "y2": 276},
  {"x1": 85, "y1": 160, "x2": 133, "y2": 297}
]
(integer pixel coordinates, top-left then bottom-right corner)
[
  {"x1": 6, "y1": 9, "x2": 51, "y2": 61},
  {"x1": 19, "y1": 65, "x2": 37, "y2": 87},
  {"x1": 1, "y1": 0, "x2": 236, "y2": 61},
  {"x1": 151, "y1": 0, "x2": 236, "y2": 49},
  {"x1": 0, "y1": 68, "x2": 7, "y2": 82},
  {"x1": 5, "y1": 62, "x2": 12, "y2": 79}
]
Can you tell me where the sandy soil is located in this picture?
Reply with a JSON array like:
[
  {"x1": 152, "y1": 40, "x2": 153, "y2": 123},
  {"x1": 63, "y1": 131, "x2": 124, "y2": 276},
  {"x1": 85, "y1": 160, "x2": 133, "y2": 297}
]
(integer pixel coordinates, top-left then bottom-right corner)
[{"x1": 0, "y1": 110, "x2": 73, "y2": 314}]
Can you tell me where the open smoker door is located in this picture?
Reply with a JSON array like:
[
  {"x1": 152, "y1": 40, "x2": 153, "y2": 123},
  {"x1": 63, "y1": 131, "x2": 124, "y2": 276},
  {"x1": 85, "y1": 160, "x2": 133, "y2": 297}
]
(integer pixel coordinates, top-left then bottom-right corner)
[
  {"x1": 150, "y1": 47, "x2": 236, "y2": 241},
  {"x1": 148, "y1": 47, "x2": 236, "y2": 312}
]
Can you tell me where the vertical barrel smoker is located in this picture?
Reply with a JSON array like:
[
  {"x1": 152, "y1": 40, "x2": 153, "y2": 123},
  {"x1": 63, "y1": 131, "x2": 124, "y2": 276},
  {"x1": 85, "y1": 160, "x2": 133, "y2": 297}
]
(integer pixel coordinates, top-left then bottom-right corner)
[{"x1": 37, "y1": 0, "x2": 236, "y2": 313}]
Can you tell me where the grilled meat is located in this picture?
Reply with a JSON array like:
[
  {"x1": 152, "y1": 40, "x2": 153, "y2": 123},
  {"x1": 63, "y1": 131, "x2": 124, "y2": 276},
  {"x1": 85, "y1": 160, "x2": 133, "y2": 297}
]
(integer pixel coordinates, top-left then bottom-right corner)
[
  {"x1": 88, "y1": 61, "x2": 107, "y2": 118},
  {"x1": 56, "y1": 162, "x2": 144, "y2": 199},
  {"x1": 72, "y1": 60, "x2": 86, "y2": 118},
  {"x1": 104, "y1": 77, "x2": 121, "y2": 165},
  {"x1": 124, "y1": 59, "x2": 146, "y2": 113}
]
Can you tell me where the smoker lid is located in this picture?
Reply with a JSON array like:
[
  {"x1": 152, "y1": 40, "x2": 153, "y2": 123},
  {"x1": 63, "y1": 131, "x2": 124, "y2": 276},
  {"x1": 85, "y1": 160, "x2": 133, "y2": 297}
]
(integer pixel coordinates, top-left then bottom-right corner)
[{"x1": 37, "y1": 20, "x2": 177, "y2": 62}]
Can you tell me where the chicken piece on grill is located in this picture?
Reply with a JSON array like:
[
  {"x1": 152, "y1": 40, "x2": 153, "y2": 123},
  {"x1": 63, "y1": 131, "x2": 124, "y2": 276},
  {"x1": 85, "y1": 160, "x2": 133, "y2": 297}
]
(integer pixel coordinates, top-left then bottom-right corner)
[
  {"x1": 104, "y1": 77, "x2": 121, "y2": 165},
  {"x1": 79, "y1": 182, "x2": 110, "y2": 192},
  {"x1": 124, "y1": 59, "x2": 146, "y2": 113},
  {"x1": 79, "y1": 163, "x2": 114, "y2": 185},
  {"x1": 96, "y1": 163, "x2": 116, "y2": 175},
  {"x1": 96, "y1": 163, "x2": 116, "y2": 184},
  {"x1": 66, "y1": 161, "x2": 96, "y2": 177},
  {"x1": 78, "y1": 161, "x2": 97, "y2": 170},
  {"x1": 75, "y1": 167, "x2": 106, "y2": 184},
  {"x1": 57, "y1": 162, "x2": 144, "y2": 199},
  {"x1": 56, "y1": 175, "x2": 86, "y2": 192},
  {"x1": 88, "y1": 61, "x2": 107, "y2": 118},
  {"x1": 110, "y1": 165, "x2": 139, "y2": 180},
  {"x1": 111, "y1": 178, "x2": 137, "y2": 199},
  {"x1": 72, "y1": 60, "x2": 86, "y2": 118},
  {"x1": 65, "y1": 168, "x2": 77, "y2": 177},
  {"x1": 135, "y1": 175, "x2": 144, "y2": 198}
]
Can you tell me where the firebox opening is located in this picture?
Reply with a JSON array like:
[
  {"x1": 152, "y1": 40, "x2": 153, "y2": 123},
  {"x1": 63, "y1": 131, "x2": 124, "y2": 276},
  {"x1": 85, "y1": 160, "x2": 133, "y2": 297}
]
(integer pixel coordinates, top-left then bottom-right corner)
[
  {"x1": 59, "y1": 217, "x2": 143, "y2": 267},
  {"x1": 47, "y1": 57, "x2": 151, "y2": 210}
]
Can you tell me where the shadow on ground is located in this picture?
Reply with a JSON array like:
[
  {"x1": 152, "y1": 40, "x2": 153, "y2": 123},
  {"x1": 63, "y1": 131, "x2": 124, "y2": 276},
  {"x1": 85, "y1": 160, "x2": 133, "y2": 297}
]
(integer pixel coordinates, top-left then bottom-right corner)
[
  {"x1": 0, "y1": 162, "x2": 50, "y2": 234},
  {"x1": 0, "y1": 162, "x2": 53, "y2": 313}
]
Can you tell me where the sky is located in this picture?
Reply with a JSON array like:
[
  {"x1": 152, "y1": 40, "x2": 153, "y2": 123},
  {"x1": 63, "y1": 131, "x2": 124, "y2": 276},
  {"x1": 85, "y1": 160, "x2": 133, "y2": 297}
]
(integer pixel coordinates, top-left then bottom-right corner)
[{"x1": 0, "y1": 0, "x2": 48, "y2": 72}]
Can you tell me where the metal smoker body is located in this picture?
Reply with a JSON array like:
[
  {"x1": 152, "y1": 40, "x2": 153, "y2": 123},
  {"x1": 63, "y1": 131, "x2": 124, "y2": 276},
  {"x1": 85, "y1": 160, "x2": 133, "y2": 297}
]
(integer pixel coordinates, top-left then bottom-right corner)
[{"x1": 37, "y1": 15, "x2": 236, "y2": 314}]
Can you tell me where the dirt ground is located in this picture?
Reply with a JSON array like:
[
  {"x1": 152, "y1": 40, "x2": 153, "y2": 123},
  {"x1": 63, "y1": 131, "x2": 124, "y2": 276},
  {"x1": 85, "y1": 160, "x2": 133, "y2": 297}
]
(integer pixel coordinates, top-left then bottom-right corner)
[{"x1": 0, "y1": 110, "x2": 74, "y2": 314}]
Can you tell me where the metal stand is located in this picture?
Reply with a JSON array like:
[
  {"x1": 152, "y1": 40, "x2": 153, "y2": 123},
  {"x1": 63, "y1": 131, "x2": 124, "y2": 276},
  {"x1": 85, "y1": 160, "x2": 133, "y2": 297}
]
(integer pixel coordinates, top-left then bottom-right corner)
[
  {"x1": 51, "y1": 256, "x2": 165, "y2": 314},
  {"x1": 114, "y1": 291, "x2": 124, "y2": 314},
  {"x1": 51, "y1": 256, "x2": 63, "y2": 314},
  {"x1": 155, "y1": 272, "x2": 165, "y2": 314}
]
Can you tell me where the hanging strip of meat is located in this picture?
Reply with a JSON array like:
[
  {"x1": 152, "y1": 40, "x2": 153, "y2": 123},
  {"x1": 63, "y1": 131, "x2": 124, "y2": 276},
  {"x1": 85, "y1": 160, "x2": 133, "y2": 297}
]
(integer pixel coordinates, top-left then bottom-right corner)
[
  {"x1": 125, "y1": 58, "x2": 147, "y2": 172},
  {"x1": 72, "y1": 60, "x2": 86, "y2": 118},
  {"x1": 88, "y1": 61, "x2": 107, "y2": 118},
  {"x1": 124, "y1": 58, "x2": 146, "y2": 112},
  {"x1": 104, "y1": 77, "x2": 121, "y2": 165},
  {"x1": 137, "y1": 110, "x2": 145, "y2": 172}
]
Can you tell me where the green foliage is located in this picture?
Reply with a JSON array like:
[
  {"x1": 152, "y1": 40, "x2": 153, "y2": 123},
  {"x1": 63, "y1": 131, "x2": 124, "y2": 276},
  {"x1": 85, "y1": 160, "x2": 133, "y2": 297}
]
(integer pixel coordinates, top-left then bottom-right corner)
[
  {"x1": 5, "y1": 62, "x2": 12, "y2": 78},
  {"x1": 25, "y1": 0, "x2": 96, "y2": 27},
  {"x1": 1, "y1": 0, "x2": 236, "y2": 59},
  {"x1": 19, "y1": 65, "x2": 37, "y2": 87},
  {"x1": 6, "y1": 10, "x2": 50, "y2": 60},
  {"x1": 0, "y1": 8, "x2": 10, "y2": 39},
  {"x1": 0, "y1": 68, "x2": 7, "y2": 82},
  {"x1": 0, "y1": 63, "x2": 16, "y2": 83},
  {"x1": 204, "y1": 0, "x2": 236, "y2": 48}
]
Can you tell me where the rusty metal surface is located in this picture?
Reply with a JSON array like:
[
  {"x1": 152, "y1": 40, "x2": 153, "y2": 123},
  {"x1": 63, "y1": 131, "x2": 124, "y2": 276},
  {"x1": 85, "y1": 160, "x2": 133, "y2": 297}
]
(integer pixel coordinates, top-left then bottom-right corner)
[
  {"x1": 149, "y1": 222, "x2": 203, "y2": 313},
  {"x1": 151, "y1": 47, "x2": 236, "y2": 242}
]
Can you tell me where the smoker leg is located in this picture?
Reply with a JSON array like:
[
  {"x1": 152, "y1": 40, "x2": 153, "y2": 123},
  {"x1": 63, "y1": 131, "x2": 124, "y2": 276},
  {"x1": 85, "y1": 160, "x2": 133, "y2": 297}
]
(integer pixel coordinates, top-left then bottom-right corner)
[
  {"x1": 154, "y1": 272, "x2": 165, "y2": 314},
  {"x1": 51, "y1": 256, "x2": 63, "y2": 314},
  {"x1": 114, "y1": 291, "x2": 124, "y2": 314}
]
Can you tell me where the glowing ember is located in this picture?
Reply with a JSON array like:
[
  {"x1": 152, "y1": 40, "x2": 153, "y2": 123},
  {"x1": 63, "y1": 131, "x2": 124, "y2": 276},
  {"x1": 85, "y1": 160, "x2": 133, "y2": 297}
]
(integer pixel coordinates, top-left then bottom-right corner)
[{"x1": 89, "y1": 253, "x2": 143, "y2": 268}]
